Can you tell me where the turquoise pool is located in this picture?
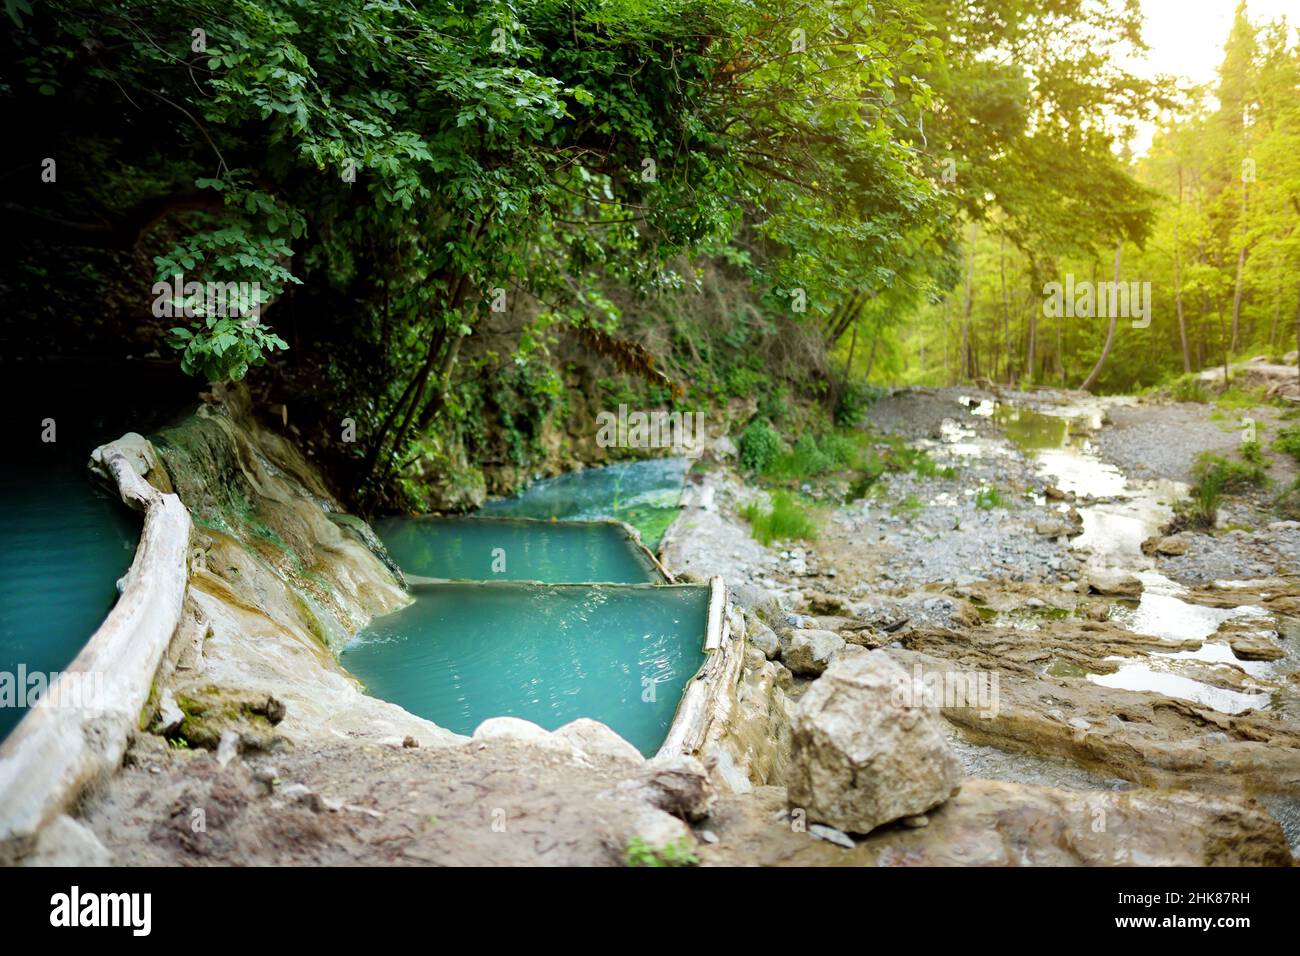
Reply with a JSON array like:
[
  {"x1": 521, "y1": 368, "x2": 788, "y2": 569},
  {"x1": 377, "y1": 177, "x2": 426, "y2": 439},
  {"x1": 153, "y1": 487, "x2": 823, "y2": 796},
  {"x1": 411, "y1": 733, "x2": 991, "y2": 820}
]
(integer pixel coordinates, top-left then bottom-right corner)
[{"x1": 342, "y1": 581, "x2": 708, "y2": 755}]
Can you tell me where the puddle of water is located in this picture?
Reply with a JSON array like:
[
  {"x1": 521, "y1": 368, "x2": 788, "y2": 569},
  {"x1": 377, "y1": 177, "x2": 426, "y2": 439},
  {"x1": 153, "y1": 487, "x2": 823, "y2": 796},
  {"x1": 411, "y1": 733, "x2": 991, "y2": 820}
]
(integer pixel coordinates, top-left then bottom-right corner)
[
  {"x1": 1088, "y1": 662, "x2": 1270, "y2": 714},
  {"x1": 343, "y1": 582, "x2": 709, "y2": 755},
  {"x1": 373, "y1": 515, "x2": 663, "y2": 584},
  {"x1": 1109, "y1": 574, "x2": 1266, "y2": 644},
  {"x1": 992, "y1": 405, "x2": 1069, "y2": 450}
]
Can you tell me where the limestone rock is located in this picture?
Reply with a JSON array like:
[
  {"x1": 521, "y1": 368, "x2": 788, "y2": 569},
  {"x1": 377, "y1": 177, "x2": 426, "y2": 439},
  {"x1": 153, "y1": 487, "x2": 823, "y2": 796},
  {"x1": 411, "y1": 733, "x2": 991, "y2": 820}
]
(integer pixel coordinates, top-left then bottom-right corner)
[
  {"x1": 1142, "y1": 532, "x2": 1192, "y2": 556},
  {"x1": 553, "y1": 718, "x2": 645, "y2": 763},
  {"x1": 152, "y1": 689, "x2": 185, "y2": 737},
  {"x1": 621, "y1": 754, "x2": 716, "y2": 821},
  {"x1": 609, "y1": 804, "x2": 695, "y2": 860},
  {"x1": 1224, "y1": 632, "x2": 1285, "y2": 662},
  {"x1": 803, "y1": 590, "x2": 848, "y2": 615},
  {"x1": 22, "y1": 816, "x2": 112, "y2": 867},
  {"x1": 748, "y1": 619, "x2": 781, "y2": 659},
  {"x1": 782, "y1": 628, "x2": 845, "y2": 676},
  {"x1": 788, "y1": 653, "x2": 962, "y2": 833},
  {"x1": 729, "y1": 583, "x2": 782, "y2": 624},
  {"x1": 808, "y1": 823, "x2": 855, "y2": 849},
  {"x1": 1087, "y1": 570, "x2": 1143, "y2": 598},
  {"x1": 698, "y1": 780, "x2": 1293, "y2": 867},
  {"x1": 472, "y1": 716, "x2": 573, "y2": 752}
]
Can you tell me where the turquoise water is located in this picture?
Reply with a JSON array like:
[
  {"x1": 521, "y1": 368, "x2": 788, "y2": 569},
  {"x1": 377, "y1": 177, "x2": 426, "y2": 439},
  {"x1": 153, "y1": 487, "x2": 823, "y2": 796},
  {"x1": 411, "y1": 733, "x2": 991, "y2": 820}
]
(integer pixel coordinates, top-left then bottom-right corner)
[
  {"x1": 0, "y1": 464, "x2": 138, "y2": 741},
  {"x1": 0, "y1": 362, "x2": 195, "y2": 742},
  {"x1": 478, "y1": 457, "x2": 688, "y2": 551},
  {"x1": 0, "y1": 361, "x2": 195, "y2": 743},
  {"x1": 342, "y1": 582, "x2": 708, "y2": 754},
  {"x1": 373, "y1": 516, "x2": 662, "y2": 584}
]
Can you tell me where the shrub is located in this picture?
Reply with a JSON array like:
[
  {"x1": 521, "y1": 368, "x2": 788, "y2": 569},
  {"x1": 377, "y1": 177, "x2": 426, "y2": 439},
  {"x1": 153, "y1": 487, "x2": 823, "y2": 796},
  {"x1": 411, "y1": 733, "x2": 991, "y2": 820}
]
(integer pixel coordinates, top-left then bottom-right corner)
[
  {"x1": 1274, "y1": 478, "x2": 1300, "y2": 521},
  {"x1": 1176, "y1": 469, "x2": 1223, "y2": 530},
  {"x1": 819, "y1": 432, "x2": 859, "y2": 467},
  {"x1": 741, "y1": 490, "x2": 817, "y2": 545},
  {"x1": 1273, "y1": 426, "x2": 1300, "y2": 463},
  {"x1": 1167, "y1": 374, "x2": 1209, "y2": 403},
  {"x1": 624, "y1": 837, "x2": 698, "y2": 868},
  {"x1": 766, "y1": 432, "x2": 835, "y2": 479},
  {"x1": 834, "y1": 381, "x2": 883, "y2": 426},
  {"x1": 1214, "y1": 385, "x2": 1267, "y2": 410},
  {"x1": 738, "y1": 420, "x2": 782, "y2": 472},
  {"x1": 1192, "y1": 452, "x2": 1266, "y2": 491},
  {"x1": 974, "y1": 486, "x2": 1005, "y2": 510},
  {"x1": 1174, "y1": 452, "x2": 1267, "y2": 530}
]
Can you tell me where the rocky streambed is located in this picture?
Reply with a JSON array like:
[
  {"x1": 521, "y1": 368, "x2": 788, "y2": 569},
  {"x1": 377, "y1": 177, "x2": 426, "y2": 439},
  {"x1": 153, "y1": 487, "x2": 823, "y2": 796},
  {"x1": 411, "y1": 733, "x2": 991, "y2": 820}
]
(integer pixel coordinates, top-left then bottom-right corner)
[{"x1": 665, "y1": 385, "x2": 1300, "y2": 862}]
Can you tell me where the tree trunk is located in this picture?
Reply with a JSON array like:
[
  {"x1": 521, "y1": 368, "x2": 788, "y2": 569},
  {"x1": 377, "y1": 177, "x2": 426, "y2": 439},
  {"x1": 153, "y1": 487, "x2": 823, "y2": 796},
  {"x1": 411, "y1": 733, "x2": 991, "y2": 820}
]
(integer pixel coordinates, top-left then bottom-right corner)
[
  {"x1": 863, "y1": 327, "x2": 880, "y2": 380},
  {"x1": 1230, "y1": 175, "x2": 1249, "y2": 353},
  {"x1": 1173, "y1": 166, "x2": 1191, "y2": 373},
  {"x1": 999, "y1": 234, "x2": 1013, "y2": 384},
  {"x1": 962, "y1": 228, "x2": 976, "y2": 380},
  {"x1": 1079, "y1": 238, "x2": 1123, "y2": 392}
]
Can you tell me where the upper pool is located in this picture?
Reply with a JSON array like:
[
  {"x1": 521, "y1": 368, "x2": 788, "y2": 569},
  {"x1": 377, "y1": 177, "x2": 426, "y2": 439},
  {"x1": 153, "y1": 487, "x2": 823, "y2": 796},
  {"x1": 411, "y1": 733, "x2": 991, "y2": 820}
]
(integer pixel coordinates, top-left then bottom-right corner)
[
  {"x1": 342, "y1": 581, "x2": 709, "y2": 755},
  {"x1": 477, "y1": 457, "x2": 688, "y2": 551},
  {"x1": 373, "y1": 515, "x2": 664, "y2": 584}
]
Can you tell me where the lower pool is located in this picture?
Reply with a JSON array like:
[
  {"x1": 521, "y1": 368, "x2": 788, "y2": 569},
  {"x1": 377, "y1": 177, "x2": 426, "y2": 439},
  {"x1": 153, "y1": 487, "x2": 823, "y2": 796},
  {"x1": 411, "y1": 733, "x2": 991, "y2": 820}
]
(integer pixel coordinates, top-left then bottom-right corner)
[{"x1": 342, "y1": 582, "x2": 708, "y2": 755}]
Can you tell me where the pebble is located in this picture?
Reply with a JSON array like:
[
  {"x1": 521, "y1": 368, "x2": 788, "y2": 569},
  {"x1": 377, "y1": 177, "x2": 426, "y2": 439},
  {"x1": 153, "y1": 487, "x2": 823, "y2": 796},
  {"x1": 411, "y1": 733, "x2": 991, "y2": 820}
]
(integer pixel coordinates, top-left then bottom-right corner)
[{"x1": 808, "y1": 823, "x2": 856, "y2": 849}]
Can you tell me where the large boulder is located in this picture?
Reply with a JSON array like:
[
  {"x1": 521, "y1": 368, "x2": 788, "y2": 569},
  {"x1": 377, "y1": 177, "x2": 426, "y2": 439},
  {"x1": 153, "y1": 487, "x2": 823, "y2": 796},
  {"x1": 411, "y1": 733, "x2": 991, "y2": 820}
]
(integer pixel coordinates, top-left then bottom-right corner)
[
  {"x1": 788, "y1": 653, "x2": 962, "y2": 833},
  {"x1": 782, "y1": 628, "x2": 845, "y2": 676}
]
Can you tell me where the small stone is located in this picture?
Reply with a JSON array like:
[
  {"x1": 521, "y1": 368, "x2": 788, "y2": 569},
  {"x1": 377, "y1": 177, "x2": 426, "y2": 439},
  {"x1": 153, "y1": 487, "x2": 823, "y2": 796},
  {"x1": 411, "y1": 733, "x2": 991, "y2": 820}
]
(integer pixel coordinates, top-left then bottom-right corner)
[
  {"x1": 901, "y1": 814, "x2": 930, "y2": 829},
  {"x1": 699, "y1": 830, "x2": 720, "y2": 845},
  {"x1": 252, "y1": 766, "x2": 280, "y2": 792},
  {"x1": 216, "y1": 730, "x2": 240, "y2": 768},
  {"x1": 402, "y1": 735, "x2": 419, "y2": 748},
  {"x1": 808, "y1": 823, "x2": 856, "y2": 849},
  {"x1": 152, "y1": 689, "x2": 184, "y2": 736},
  {"x1": 748, "y1": 619, "x2": 781, "y2": 660},
  {"x1": 782, "y1": 628, "x2": 846, "y2": 676}
]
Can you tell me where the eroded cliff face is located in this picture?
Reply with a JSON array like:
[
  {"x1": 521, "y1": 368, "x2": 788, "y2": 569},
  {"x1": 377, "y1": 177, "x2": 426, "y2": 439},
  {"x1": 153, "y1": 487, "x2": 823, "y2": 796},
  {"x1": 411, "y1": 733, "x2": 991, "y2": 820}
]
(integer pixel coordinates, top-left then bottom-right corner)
[{"x1": 138, "y1": 384, "x2": 465, "y2": 750}]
